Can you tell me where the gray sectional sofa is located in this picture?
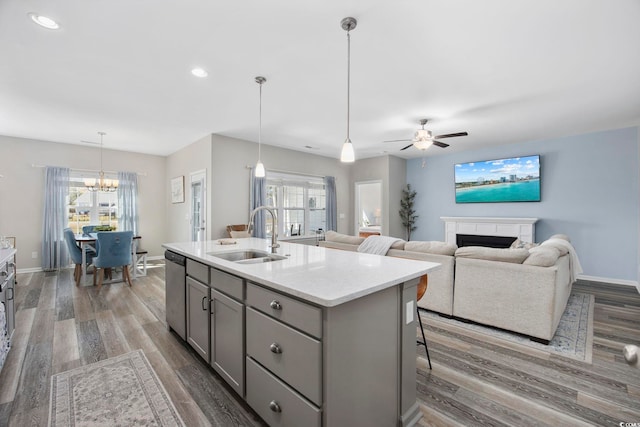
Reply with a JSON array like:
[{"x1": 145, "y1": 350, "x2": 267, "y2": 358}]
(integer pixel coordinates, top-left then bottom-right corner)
[{"x1": 319, "y1": 231, "x2": 577, "y2": 343}]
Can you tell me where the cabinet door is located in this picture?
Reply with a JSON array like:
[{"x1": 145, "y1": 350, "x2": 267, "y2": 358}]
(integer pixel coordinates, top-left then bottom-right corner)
[
  {"x1": 210, "y1": 288, "x2": 244, "y2": 397},
  {"x1": 186, "y1": 277, "x2": 210, "y2": 361}
]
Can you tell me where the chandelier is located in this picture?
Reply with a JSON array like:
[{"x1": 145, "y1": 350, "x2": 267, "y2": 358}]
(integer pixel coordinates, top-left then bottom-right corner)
[{"x1": 84, "y1": 132, "x2": 118, "y2": 192}]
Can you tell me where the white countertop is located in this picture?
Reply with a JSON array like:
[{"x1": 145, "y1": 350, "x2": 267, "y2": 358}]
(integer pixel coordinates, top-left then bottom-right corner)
[
  {"x1": 162, "y1": 238, "x2": 440, "y2": 307},
  {"x1": 0, "y1": 248, "x2": 16, "y2": 266}
]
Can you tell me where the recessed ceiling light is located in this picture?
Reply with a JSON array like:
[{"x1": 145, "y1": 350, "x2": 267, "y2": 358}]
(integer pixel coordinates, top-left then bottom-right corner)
[
  {"x1": 191, "y1": 68, "x2": 208, "y2": 78},
  {"x1": 28, "y1": 13, "x2": 60, "y2": 30}
]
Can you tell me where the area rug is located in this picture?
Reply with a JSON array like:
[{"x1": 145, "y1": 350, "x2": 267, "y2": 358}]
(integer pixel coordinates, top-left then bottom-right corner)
[
  {"x1": 420, "y1": 292, "x2": 594, "y2": 363},
  {"x1": 49, "y1": 349, "x2": 185, "y2": 426}
]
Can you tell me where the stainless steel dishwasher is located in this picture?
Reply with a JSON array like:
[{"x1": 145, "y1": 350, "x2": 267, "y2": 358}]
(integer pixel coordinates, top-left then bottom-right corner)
[{"x1": 165, "y1": 250, "x2": 186, "y2": 340}]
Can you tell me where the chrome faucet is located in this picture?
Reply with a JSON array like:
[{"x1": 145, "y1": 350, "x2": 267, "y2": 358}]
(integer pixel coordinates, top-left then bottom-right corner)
[{"x1": 249, "y1": 206, "x2": 280, "y2": 253}]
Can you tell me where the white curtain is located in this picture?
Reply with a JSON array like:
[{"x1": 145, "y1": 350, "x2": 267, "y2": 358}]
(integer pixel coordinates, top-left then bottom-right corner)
[
  {"x1": 117, "y1": 171, "x2": 138, "y2": 234},
  {"x1": 249, "y1": 168, "x2": 267, "y2": 238},
  {"x1": 42, "y1": 166, "x2": 69, "y2": 271}
]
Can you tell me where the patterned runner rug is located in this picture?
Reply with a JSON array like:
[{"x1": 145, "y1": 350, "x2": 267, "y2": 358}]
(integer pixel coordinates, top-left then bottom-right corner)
[
  {"x1": 49, "y1": 349, "x2": 185, "y2": 426},
  {"x1": 420, "y1": 292, "x2": 594, "y2": 363}
]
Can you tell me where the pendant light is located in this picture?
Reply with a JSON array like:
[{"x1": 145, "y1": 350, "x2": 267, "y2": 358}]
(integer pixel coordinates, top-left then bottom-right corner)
[
  {"x1": 340, "y1": 17, "x2": 357, "y2": 163},
  {"x1": 84, "y1": 132, "x2": 118, "y2": 192},
  {"x1": 255, "y1": 76, "x2": 266, "y2": 177}
]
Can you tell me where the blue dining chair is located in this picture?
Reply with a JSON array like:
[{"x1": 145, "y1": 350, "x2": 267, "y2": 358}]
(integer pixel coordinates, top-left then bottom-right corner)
[
  {"x1": 63, "y1": 228, "x2": 94, "y2": 286},
  {"x1": 93, "y1": 231, "x2": 134, "y2": 290},
  {"x1": 82, "y1": 225, "x2": 99, "y2": 236}
]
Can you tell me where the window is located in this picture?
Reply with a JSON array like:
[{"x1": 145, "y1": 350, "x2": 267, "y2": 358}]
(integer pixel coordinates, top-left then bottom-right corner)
[
  {"x1": 67, "y1": 174, "x2": 118, "y2": 233},
  {"x1": 266, "y1": 173, "x2": 326, "y2": 237}
]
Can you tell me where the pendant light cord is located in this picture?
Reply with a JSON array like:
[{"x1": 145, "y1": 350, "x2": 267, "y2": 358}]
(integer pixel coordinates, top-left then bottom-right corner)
[
  {"x1": 258, "y1": 79, "x2": 263, "y2": 160},
  {"x1": 346, "y1": 30, "x2": 351, "y2": 141}
]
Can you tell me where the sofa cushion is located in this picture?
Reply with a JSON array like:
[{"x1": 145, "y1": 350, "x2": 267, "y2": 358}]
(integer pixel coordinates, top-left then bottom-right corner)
[
  {"x1": 455, "y1": 246, "x2": 530, "y2": 264},
  {"x1": 405, "y1": 241, "x2": 457, "y2": 256},
  {"x1": 325, "y1": 231, "x2": 365, "y2": 246},
  {"x1": 523, "y1": 246, "x2": 561, "y2": 267}
]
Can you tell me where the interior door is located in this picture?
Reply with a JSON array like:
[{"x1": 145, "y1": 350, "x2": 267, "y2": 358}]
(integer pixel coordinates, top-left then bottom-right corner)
[
  {"x1": 190, "y1": 170, "x2": 207, "y2": 241},
  {"x1": 355, "y1": 180, "x2": 383, "y2": 236}
]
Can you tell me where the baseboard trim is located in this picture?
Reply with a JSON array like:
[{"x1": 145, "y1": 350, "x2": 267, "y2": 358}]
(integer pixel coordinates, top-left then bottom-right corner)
[
  {"x1": 17, "y1": 267, "x2": 43, "y2": 274},
  {"x1": 578, "y1": 274, "x2": 639, "y2": 292}
]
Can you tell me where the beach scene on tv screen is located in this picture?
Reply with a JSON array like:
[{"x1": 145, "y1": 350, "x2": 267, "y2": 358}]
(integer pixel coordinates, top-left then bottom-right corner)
[{"x1": 455, "y1": 155, "x2": 540, "y2": 203}]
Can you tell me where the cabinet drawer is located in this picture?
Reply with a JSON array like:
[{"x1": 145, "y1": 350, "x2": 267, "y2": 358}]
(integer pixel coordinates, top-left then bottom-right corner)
[
  {"x1": 246, "y1": 357, "x2": 321, "y2": 427},
  {"x1": 211, "y1": 268, "x2": 243, "y2": 301},
  {"x1": 186, "y1": 259, "x2": 209, "y2": 284},
  {"x1": 246, "y1": 282, "x2": 322, "y2": 339},
  {"x1": 246, "y1": 308, "x2": 322, "y2": 406}
]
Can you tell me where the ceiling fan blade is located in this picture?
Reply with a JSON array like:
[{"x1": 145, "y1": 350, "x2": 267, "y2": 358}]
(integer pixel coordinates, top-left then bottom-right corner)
[
  {"x1": 383, "y1": 139, "x2": 411, "y2": 143},
  {"x1": 432, "y1": 140, "x2": 450, "y2": 148},
  {"x1": 400, "y1": 143, "x2": 414, "y2": 151},
  {"x1": 433, "y1": 132, "x2": 468, "y2": 139}
]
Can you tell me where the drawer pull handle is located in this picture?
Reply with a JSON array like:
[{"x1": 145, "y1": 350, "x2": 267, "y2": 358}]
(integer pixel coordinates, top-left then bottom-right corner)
[
  {"x1": 269, "y1": 400, "x2": 282, "y2": 413},
  {"x1": 270, "y1": 300, "x2": 282, "y2": 310},
  {"x1": 270, "y1": 343, "x2": 282, "y2": 354},
  {"x1": 201, "y1": 296, "x2": 208, "y2": 311}
]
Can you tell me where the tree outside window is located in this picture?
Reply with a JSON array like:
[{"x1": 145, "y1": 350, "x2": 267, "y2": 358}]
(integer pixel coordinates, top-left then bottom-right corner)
[{"x1": 67, "y1": 175, "x2": 118, "y2": 233}]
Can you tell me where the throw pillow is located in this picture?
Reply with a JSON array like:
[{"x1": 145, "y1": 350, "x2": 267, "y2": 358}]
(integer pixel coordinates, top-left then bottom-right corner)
[
  {"x1": 523, "y1": 246, "x2": 561, "y2": 267},
  {"x1": 325, "y1": 231, "x2": 366, "y2": 246},
  {"x1": 510, "y1": 238, "x2": 540, "y2": 250},
  {"x1": 540, "y1": 239, "x2": 570, "y2": 256},
  {"x1": 390, "y1": 240, "x2": 406, "y2": 250},
  {"x1": 455, "y1": 246, "x2": 530, "y2": 264},
  {"x1": 549, "y1": 233, "x2": 571, "y2": 242}
]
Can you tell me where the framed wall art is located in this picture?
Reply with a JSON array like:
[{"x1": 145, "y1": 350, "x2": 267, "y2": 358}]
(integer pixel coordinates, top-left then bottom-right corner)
[{"x1": 171, "y1": 176, "x2": 185, "y2": 203}]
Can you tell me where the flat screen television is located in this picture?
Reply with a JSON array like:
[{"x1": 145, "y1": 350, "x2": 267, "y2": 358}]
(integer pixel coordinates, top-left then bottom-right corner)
[{"x1": 454, "y1": 155, "x2": 541, "y2": 203}]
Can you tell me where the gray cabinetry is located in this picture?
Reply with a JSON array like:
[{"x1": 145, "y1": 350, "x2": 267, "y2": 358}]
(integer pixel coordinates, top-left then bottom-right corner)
[
  {"x1": 246, "y1": 357, "x2": 321, "y2": 427},
  {"x1": 0, "y1": 257, "x2": 15, "y2": 340},
  {"x1": 245, "y1": 282, "x2": 323, "y2": 421},
  {"x1": 186, "y1": 276, "x2": 209, "y2": 360},
  {"x1": 185, "y1": 258, "x2": 246, "y2": 396},
  {"x1": 210, "y1": 288, "x2": 244, "y2": 396}
]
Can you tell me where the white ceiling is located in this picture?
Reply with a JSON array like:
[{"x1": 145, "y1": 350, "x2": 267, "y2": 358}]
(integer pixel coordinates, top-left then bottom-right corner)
[{"x1": 1, "y1": 0, "x2": 639, "y2": 160}]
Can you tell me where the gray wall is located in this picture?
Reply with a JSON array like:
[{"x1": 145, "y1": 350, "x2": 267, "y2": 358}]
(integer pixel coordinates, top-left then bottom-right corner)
[
  {"x1": 351, "y1": 155, "x2": 406, "y2": 238},
  {"x1": 0, "y1": 135, "x2": 167, "y2": 270},
  {"x1": 210, "y1": 134, "x2": 351, "y2": 239},
  {"x1": 165, "y1": 134, "x2": 213, "y2": 243},
  {"x1": 407, "y1": 126, "x2": 639, "y2": 282}
]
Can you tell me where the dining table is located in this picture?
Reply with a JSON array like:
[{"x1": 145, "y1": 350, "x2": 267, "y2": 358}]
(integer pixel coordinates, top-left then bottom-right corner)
[{"x1": 75, "y1": 233, "x2": 142, "y2": 285}]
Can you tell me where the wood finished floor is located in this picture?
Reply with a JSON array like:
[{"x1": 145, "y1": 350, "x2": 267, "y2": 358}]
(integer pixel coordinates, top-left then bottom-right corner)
[{"x1": 0, "y1": 265, "x2": 639, "y2": 426}]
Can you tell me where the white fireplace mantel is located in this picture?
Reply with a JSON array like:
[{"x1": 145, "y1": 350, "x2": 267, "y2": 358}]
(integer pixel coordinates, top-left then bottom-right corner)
[{"x1": 441, "y1": 217, "x2": 539, "y2": 245}]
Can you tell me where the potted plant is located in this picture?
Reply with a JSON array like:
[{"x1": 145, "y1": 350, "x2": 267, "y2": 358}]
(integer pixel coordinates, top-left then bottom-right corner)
[{"x1": 399, "y1": 184, "x2": 418, "y2": 240}]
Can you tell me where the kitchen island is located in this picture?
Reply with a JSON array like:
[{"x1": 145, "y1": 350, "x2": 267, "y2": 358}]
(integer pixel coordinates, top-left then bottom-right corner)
[{"x1": 162, "y1": 238, "x2": 439, "y2": 427}]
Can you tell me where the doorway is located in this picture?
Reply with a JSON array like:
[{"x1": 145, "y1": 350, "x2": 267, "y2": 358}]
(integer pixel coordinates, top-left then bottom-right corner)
[
  {"x1": 355, "y1": 180, "x2": 382, "y2": 237},
  {"x1": 190, "y1": 170, "x2": 207, "y2": 241}
]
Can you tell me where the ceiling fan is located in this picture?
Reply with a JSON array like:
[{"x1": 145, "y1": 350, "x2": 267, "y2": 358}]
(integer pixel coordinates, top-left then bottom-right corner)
[{"x1": 384, "y1": 119, "x2": 468, "y2": 151}]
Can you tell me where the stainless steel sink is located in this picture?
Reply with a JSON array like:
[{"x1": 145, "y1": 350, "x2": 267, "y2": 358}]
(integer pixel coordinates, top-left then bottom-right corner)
[{"x1": 208, "y1": 250, "x2": 287, "y2": 264}]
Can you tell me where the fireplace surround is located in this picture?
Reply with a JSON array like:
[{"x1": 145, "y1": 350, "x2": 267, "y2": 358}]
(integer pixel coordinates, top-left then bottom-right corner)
[{"x1": 441, "y1": 217, "x2": 539, "y2": 246}]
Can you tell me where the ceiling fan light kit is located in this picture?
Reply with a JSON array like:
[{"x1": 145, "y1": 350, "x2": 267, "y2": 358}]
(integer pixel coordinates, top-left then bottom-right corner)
[
  {"x1": 387, "y1": 118, "x2": 469, "y2": 152},
  {"x1": 340, "y1": 17, "x2": 357, "y2": 163}
]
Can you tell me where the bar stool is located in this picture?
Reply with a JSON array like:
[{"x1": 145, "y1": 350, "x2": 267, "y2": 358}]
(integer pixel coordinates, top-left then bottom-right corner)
[{"x1": 417, "y1": 275, "x2": 432, "y2": 370}]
